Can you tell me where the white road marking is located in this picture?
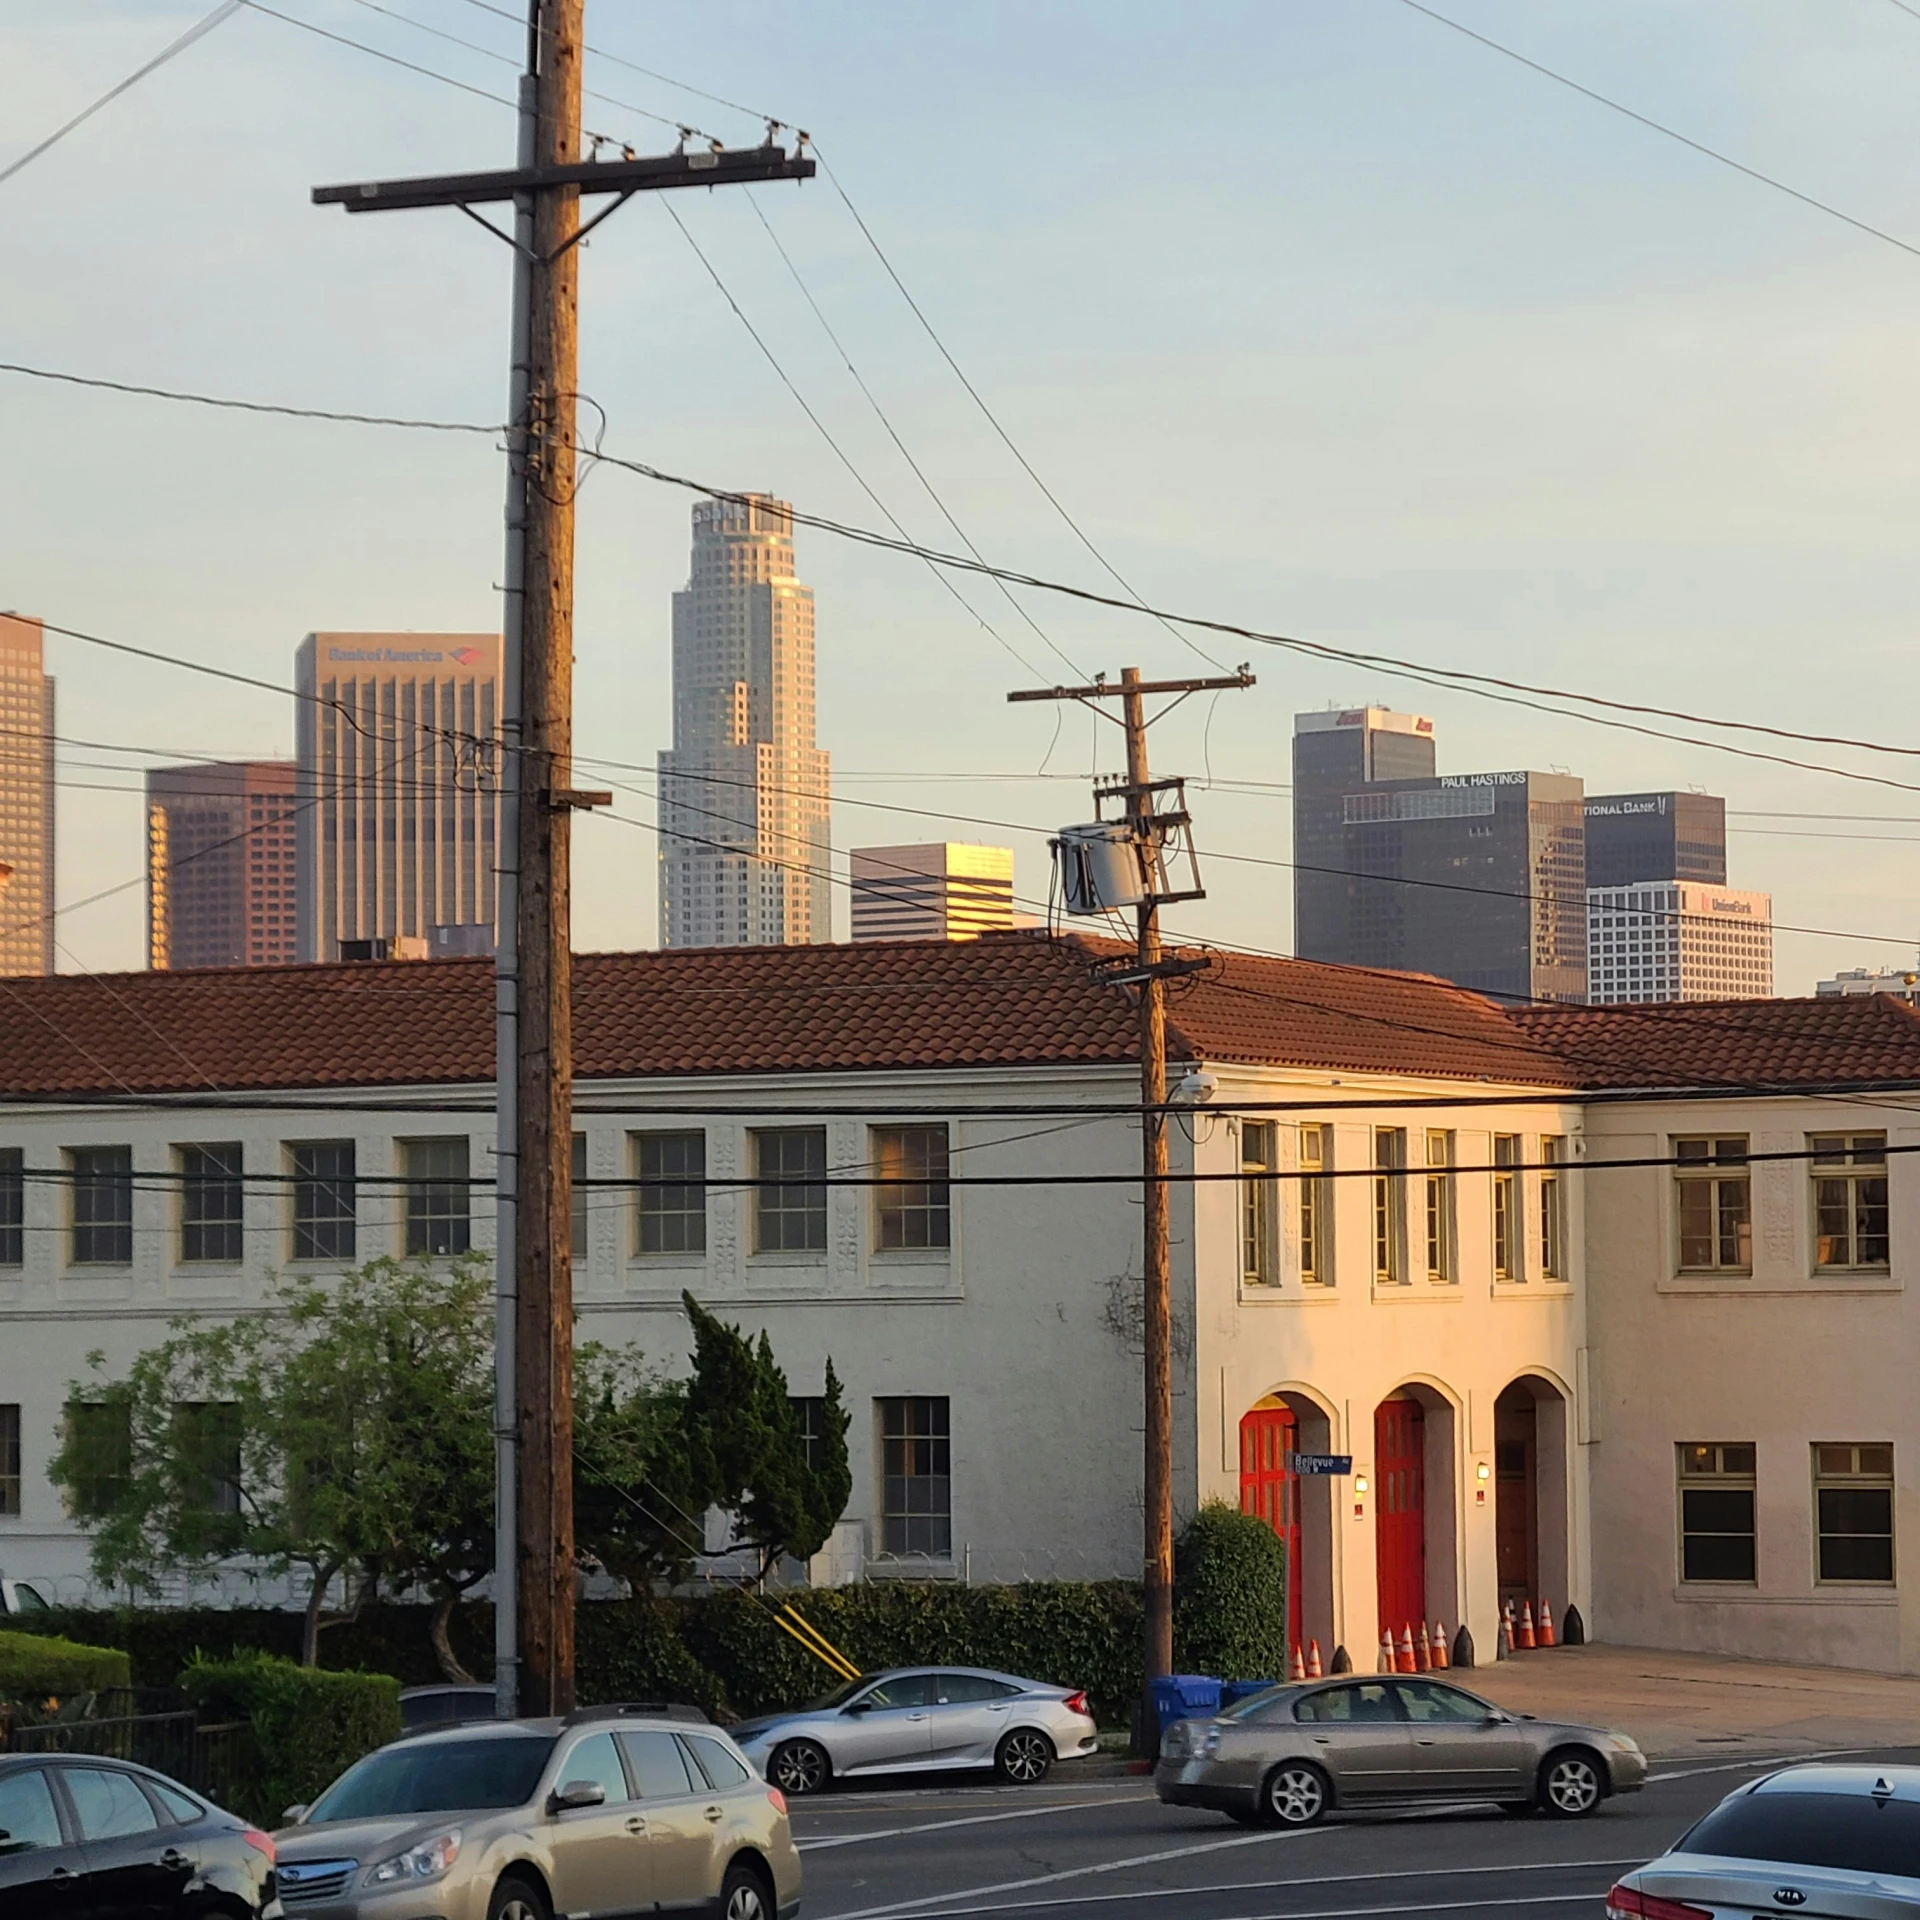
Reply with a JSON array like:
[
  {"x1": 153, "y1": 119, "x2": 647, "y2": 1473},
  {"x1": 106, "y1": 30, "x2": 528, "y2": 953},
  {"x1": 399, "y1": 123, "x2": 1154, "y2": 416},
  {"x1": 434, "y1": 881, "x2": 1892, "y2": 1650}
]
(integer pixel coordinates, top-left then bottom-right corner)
[
  {"x1": 799, "y1": 1795, "x2": 1148, "y2": 1851},
  {"x1": 1649, "y1": 1744, "x2": 1878, "y2": 1782},
  {"x1": 1213, "y1": 1896, "x2": 1605, "y2": 1919},
  {"x1": 817, "y1": 1826, "x2": 1326, "y2": 1920},
  {"x1": 849, "y1": 1855, "x2": 1646, "y2": 1920}
]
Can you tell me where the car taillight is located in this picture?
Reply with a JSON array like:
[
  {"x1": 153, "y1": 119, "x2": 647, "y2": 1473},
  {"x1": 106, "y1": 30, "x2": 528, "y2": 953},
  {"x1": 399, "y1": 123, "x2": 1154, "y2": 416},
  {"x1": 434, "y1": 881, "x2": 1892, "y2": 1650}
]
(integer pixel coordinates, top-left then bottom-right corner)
[
  {"x1": 767, "y1": 1788, "x2": 788, "y2": 1817},
  {"x1": 1605, "y1": 1884, "x2": 1712, "y2": 1920},
  {"x1": 242, "y1": 1829, "x2": 276, "y2": 1864},
  {"x1": 1062, "y1": 1691, "x2": 1089, "y2": 1717}
]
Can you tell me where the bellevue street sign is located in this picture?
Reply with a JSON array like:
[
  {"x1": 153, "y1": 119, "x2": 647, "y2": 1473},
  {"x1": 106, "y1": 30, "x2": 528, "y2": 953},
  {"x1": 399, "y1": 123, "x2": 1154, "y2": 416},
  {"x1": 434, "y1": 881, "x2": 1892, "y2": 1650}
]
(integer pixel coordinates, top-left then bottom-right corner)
[{"x1": 1286, "y1": 1452, "x2": 1353, "y2": 1476}]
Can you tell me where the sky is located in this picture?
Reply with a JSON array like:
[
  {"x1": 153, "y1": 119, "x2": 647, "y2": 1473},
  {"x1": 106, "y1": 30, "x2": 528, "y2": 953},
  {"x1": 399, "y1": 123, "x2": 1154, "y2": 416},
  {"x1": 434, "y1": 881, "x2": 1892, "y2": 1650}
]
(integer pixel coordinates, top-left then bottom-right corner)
[{"x1": 5, "y1": 0, "x2": 1920, "y2": 991}]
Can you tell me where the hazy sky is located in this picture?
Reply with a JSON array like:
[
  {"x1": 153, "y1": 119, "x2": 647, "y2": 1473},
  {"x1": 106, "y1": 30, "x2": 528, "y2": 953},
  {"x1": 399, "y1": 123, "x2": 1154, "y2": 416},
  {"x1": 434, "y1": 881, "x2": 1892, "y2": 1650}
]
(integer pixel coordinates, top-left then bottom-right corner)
[{"x1": 7, "y1": 0, "x2": 1920, "y2": 990}]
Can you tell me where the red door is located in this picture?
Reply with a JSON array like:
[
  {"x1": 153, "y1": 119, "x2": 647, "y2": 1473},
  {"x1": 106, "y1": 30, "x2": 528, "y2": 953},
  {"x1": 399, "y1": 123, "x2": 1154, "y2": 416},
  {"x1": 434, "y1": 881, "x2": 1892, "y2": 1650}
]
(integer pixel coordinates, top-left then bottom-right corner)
[
  {"x1": 1239, "y1": 1406, "x2": 1302, "y2": 1652},
  {"x1": 1374, "y1": 1398, "x2": 1426, "y2": 1639}
]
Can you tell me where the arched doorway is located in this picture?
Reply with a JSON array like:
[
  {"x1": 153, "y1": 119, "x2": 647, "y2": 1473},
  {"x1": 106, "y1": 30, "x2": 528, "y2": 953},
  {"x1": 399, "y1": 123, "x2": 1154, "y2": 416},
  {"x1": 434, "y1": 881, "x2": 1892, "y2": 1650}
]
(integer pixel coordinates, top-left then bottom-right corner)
[
  {"x1": 1495, "y1": 1374, "x2": 1572, "y2": 1620},
  {"x1": 1374, "y1": 1396, "x2": 1426, "y2": 1639},
  {"x1": 1239, "y1": 1403, "x2": 1301, "y2": 1650}
]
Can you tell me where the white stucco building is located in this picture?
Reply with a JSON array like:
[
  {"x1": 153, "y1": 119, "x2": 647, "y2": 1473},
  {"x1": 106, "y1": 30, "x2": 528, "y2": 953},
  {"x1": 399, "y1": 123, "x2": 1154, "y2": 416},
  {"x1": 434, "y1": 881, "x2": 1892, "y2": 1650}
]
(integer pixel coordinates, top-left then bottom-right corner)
[{"x1": 2, "y1": 936, "x2": 1917, "y2": 1673}]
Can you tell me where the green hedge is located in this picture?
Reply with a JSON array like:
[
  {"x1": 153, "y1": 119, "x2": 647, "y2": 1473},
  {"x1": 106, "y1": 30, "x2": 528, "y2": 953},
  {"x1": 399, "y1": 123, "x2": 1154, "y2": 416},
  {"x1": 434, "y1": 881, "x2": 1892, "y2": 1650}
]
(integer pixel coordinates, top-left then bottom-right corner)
[
  {"x1": 1173, "y1": 1502, "x2": 1289, "y2": 1682},
  {"x1": 0, "y1": 1627, "x2": 131, "y2": 1704},
  {"x1": 180, "y1": 1650, "x2": 401, "y2": 1826}
]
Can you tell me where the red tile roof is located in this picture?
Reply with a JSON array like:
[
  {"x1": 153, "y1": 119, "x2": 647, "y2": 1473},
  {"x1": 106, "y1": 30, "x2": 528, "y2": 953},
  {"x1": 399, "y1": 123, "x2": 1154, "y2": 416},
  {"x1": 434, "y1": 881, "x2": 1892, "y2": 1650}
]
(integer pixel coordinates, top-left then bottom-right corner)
[{"x1": 0, "y1": 932, "x2": 1571, "y2": 1100}]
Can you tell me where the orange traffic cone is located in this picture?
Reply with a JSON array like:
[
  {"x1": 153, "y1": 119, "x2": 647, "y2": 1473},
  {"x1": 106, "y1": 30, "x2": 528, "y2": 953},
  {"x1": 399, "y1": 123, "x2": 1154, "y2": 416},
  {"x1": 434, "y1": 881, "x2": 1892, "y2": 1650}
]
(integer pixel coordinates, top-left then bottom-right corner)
[
  {"x1": 1414, "y1": 1623, "x2": 1431, "y2": 1672},
  {"x1": 1306, "y1": 1640, "x2": 1323, "y2": 1679},
  {"x1": 1396, "y1": 1624, "x2": 1417, "y2": 1674},
  {"x1": 1516, "y1": 1600, "x2": 1537, "y2": 1650},
  {"x1": 1288, "y1": 1643, "x2": 1306, "y2": 1682},
  {"x1": 1429, "y1": 1622, "x2": 1450, "y2": 1671},
  {"x1": 1379, "y1": 1627, "x2": 1396, "y2": 1673},
  {"x1": 1538, "y1": 1600, "x2": 1556, "y2": 1649}
]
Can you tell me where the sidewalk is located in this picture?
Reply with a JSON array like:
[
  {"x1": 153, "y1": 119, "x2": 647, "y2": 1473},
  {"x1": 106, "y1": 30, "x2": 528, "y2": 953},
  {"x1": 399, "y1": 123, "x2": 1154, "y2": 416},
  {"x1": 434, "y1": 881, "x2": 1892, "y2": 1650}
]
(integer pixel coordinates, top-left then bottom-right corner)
[{"x1": 1465, "y1": 1643, "x2": 1920, "y2": 1761}]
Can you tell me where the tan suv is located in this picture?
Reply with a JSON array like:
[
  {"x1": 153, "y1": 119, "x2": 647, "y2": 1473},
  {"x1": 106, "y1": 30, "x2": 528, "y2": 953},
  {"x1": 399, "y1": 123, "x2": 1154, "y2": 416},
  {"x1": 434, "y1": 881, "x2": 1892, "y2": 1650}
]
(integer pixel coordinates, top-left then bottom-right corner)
[{"x1": 274, "y1": 1703, "x2": 800, "y2": 1920}]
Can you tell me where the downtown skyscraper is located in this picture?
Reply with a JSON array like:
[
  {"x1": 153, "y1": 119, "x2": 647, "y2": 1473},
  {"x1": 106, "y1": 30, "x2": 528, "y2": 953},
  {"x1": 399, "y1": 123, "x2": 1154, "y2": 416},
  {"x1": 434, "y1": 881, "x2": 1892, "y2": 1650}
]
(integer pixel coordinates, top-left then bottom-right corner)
[
  {"x1": 658, "y1": 496, "x2": 831, "y2": 948},
  {"x1": 0, "y1": 614, "x2": 55, "y2": 977},
  {"x1": 147, "y1": 760, "x2": 297, "y2": 969}
]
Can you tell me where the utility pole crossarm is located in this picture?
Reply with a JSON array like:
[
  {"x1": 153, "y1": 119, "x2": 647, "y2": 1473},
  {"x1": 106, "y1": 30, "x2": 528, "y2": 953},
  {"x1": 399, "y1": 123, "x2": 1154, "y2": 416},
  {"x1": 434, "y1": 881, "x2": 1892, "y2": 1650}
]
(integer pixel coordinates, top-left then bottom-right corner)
[
  {"x1": 1007, "y1": 669, "x2": 1253, "y2": 705},
  {"x1": 313, "y1": 141, "x2": 814, "y2": 213}
]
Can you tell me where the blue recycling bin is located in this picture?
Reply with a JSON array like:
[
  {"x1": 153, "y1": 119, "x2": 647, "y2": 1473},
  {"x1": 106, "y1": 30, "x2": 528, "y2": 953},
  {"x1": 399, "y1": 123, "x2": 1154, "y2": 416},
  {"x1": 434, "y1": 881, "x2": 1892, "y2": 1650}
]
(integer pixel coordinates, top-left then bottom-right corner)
[
  {"x1": 1149, "y1": 1673, "x2": 1222, "y2": 1738},
  {"x1": 1220, "y1": 1678, "x2": 1281, "y2": 1709}
]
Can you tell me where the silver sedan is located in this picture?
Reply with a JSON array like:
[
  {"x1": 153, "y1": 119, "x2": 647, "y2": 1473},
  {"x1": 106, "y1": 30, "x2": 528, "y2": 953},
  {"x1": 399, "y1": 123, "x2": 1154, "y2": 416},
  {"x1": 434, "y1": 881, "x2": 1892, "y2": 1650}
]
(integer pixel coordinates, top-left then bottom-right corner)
[
  {"x1": 733, "y1": 1667, "x2": 1099, "y2": 1795},
  {"x1": 1609, "y1": 1764, "x2": 1920, "y2": 1916},
  {"x1": 1156, "y1": 1674, "x2": 1645, "y2": 1827}
]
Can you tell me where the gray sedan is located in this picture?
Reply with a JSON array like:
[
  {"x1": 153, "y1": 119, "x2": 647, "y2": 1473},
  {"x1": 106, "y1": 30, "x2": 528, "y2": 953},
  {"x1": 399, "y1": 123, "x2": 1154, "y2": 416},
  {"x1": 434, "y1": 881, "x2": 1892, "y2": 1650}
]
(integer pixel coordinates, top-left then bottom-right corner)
[
  {"x1": 1609, "y1": 1764, "x2": 1920, "y2": 1916},
  {"x1": 1156, "y1": 1674, "x2": 1646, "y2": 1827},
  {"x1": 733, "y1": 1667, "x2": 1099, "y2": 1795}
]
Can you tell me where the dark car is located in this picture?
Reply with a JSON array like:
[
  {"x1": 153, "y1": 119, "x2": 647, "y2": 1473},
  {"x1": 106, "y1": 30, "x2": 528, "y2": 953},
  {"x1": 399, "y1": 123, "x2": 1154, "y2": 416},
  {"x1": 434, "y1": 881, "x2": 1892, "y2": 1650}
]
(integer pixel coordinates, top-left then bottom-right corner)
[
  {"x1": 397, "y1": 1684, "x2": 498, "y2": 1734},
  {"x1": 0, "y1": 1752, "x2": 279, "y2": 1918}
]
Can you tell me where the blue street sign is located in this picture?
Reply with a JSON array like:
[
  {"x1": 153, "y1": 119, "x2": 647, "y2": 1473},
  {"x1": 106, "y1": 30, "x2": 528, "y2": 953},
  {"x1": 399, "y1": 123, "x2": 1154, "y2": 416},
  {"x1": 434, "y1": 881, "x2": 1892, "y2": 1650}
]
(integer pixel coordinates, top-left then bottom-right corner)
[{"x1": 1287, "y1": 1452, "x2": 1353, "y2": 1476}]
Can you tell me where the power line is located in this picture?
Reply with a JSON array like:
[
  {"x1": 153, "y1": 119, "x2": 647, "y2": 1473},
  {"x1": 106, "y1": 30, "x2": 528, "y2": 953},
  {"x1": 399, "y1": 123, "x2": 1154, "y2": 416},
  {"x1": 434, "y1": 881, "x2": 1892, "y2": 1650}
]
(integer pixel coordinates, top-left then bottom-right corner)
[
  {"x1": 1396, "y1": 0, "x2": 1920, "y2": 265},
  {"x1": 0, "y1": 0, "x2": 244, "y2": 189},
  {"x1": 236, "y1": 0, "x2": 520, "y2": 113}
]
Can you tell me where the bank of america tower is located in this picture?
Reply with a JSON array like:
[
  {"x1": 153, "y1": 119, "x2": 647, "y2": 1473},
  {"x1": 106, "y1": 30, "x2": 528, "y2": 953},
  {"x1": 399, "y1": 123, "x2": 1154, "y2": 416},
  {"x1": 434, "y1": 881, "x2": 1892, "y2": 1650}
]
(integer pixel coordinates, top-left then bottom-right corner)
[{"x1": 658, "y1": 496, "x2": 832, "y2": 948}]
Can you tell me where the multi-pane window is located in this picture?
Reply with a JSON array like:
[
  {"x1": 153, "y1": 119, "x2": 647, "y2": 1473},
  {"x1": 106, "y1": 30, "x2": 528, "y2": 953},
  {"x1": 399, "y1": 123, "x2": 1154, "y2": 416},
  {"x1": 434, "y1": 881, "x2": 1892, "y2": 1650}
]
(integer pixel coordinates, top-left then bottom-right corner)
[
  {"x1": 878, "y1": 1395, "x2": 951, "y2": 1558},
  {"x1": 1540, "y1": 1136, "x2": 1566, "y2": 1280},
  {"x1": 0, "y1": 1149, "x2": 20, "y2": 1268},
  {"x1": 1678, "y1": 1442, "x2": 1756, "y2": 1582},
  {"x1": 1424, "y1": 1130, "x2": 1454, "y2": 1284},
  {"x1": 633, "y1": 1132, "x2": 706, "y2": 1255},
  {"x1": 63, "y1": 1400, "x2": 131, "y2": 1518},
  {"x1": 68, "y1": 1146, "x2": 133, "y2": 1266},
  {"x1": 402, "y1": 1138, "x2": 471, "y2": 1258},
  {"x1": 177, "y1": 1145, "x2": 243, "y2": 1264},
  {"x1": 1299, "y1": 1124, "x2": 1331, "y2": 1284},
  {"x1": 0, "y1": 1404, "x2": 18, "y2": 1516},
  {"x1": 1811, "y1": 1135, "x2": 1889, "y2": 1271},
  {"x1": 1493, "y1": 1134, "x2": 1521, "y2": 1281},
  {"x1": 1814, "y1": 1443, "x2": 1894, "y2": 1583},
  {"x1": 873, "y1": 1125, "x2": 951, "y2": 1251},
  {"x1": 291, "y1": 1143, "x2": 356, "y2": 1262},
  {"x1": 1241, "y1": 1121, "x2": 1276, "y2": 1286},
  {"x1": 792, "y1": 1397, "x2": 827, "y2": 1474},
  {"x1": 571, "y1": 1133, "x2": 588, "y2": 1264},
  {"x1": 753, "y1": 1128, "x2": 827, "y2": 1253},
  {"x1": 1676, "y1": 1137, "x2": 1751, "y2": 1273},
  {"x1": 1372, "y1": 1129, "x2": 1406, "y2": 1285},
  {"x1": 171, "y1": 1402, "x2": 242, "y2": 1516}
]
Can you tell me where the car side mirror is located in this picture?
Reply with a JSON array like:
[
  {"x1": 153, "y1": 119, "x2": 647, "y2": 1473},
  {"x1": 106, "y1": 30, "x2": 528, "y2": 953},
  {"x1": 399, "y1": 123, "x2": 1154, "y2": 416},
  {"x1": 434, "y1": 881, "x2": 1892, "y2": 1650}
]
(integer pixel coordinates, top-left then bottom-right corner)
[
  {"x1": 552, "y1": 1780, "x2": 607, "y2": 1812},
  {"x1": 1481, "y1": 1712, "x2": 1509, "y2": 1726},
  {"x1": 843, "y1": 1699, "x2": 872, "y2": 1715},
  {"x1": 281, "y1": 1805, "x2": 309, "y2": 1826}
]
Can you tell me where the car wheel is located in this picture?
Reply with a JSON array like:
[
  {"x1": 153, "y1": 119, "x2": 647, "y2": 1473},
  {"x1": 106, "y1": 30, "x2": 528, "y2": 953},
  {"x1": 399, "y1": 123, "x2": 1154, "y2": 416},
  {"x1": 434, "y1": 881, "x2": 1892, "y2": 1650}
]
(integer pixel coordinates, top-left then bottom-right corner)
[
  {"x1": 721, "y1": 1857, "x2": 775, "y2": 1920},
  {"x1": 996, "y1": 1729, "x2": 1055, "y2": 1785},
  {"x1": 769, "y1": 1738, "x2": 831, "y2": 1797},
  {"x1": 1258, "y1": 1761, "x2": 1330, "y2": 1828},
  {"x1": 1537, "y1": 1748, "x2": 1605, "y2": 1818},
  {"x1": 488, "y1": 1872, "x2": 552, "y2": 1920}
]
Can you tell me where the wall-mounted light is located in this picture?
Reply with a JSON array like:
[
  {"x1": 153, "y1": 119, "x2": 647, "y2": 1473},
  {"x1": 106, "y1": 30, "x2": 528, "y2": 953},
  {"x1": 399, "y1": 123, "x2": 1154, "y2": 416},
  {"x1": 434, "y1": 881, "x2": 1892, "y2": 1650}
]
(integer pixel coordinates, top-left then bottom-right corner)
[
  {"x1": 1353, "y1": 1473, "x2": 1370, "y2": 1496},
  {"x1": 1476, "y1": 1460, "x2": 1490, "y2": 1506},
  {"x1": 1351, "y1": 1470, "x2": 1369, "y2": 1520},
  {"x1": 1476, "y1": 1462, "x2": 1491, "y2": 1482}
]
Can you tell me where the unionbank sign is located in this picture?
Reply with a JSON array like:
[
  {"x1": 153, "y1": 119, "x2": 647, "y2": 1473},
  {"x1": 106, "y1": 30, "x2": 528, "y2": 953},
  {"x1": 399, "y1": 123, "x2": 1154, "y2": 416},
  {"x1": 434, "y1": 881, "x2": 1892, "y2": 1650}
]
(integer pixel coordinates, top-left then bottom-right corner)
[{"x1": 327, "y1": 646, "x2": 486, "y2": 666}]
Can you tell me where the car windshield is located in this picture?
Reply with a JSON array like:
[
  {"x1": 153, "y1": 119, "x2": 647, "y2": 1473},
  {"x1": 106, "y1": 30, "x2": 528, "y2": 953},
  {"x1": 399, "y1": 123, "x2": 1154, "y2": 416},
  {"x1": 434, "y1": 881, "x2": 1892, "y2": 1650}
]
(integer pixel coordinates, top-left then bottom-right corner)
[
  {"x1": 801, "y1": 1676, "x2": 874, "y2": 1713},
  {"x1": 1679, "y1": 1792, "x2": 1920, "y2": 1879},
  {"x1": 306, "y1": 1734, "x2": 558, "y2": 1822}
]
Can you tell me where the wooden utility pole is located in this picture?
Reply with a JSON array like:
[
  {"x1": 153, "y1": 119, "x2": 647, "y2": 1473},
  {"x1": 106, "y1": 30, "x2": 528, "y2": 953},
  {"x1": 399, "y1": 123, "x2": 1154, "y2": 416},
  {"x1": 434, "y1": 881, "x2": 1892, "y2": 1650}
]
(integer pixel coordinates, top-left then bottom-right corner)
[
  {"x1": 314, "y1": 15, "x2": 813, "y2": 1716},
  {"x1": 1009, "y1": 665, "x2": 1252, "y2": 1707}
]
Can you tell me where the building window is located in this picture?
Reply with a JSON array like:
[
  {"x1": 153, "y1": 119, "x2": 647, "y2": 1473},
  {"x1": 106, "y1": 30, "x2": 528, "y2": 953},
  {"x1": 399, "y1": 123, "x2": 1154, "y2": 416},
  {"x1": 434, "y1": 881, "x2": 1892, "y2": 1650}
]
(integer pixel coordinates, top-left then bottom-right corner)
[
  {"x1": 571, "y1": 1132, "x2": 588, "y2": 1264},
  {"x1": 290, "y1": 1143, "x2": 356, "y2": 1262},
  {"x1": 1540, "y1": 1136, "x2": 1566, "y2": 1280},
  {"x1": 1676, "y1": 1137, "x2": 1751, "y2": 1273},
  {"x1": 1815, "y1": 1443, "x2": 1894, "y2": 1584},
  {"x1": 1811, "y1": 1134, "x2": 1889, "y2": 1272},
  {"x1": 633, "y1": 1132, "x2": 706, "y2": 1255},
  {"x1": 873, "y1": 1125, "x2": 951, "y2": 1251},
  {"x1": 172, "y1": 1402, "x2": 242, "y2": 1517},
  {"x1": 1299, "y1": 1124, "x2": 1331, "y2": 1284},
  {"x1": 1678, "y1": 1442, "x2": 1756, "y2": 1582},
  {"x1": 68, "y1": 1147, "x2": 133, "y2": 1266},
  {"x1": 1373, "y1": 1128, "x2": 1406, "y2": 1285},
  {"x1": 1424, "y1": 1130, "x2": 1454, "y2": 1284},
  {"x1": 1242, "y1": 1121, "x2": 1276, "y2": 1286},
  {"x1": 1493, "y1": 1134, "x2": 1521, "y2": 1281},
  {"x1": 0, "y1": 1404, "x2": 17, "y2": 1515},
  {"x1": 63, "y1": 1400, "x2": 131, "y2": 1518},
  {"x1": 878, "y1": 1395, "x2": 950, "y2": 1558},
  {"x1": 402, "y1": 1138, "x2": 471, "y2": 1257},
  {"x1": 177, "y1": 1145, "x2": 243, "y2": 1265},
  {"x1": 0, "y1": 1149, "x2": 20, "y2": 1268},
  {"x1": 792, "y1": 1396, "x2": 828, "y2": 1474},
  {"x1": 753, "y1": 1128, "x2": 827, "y2": 1253}
]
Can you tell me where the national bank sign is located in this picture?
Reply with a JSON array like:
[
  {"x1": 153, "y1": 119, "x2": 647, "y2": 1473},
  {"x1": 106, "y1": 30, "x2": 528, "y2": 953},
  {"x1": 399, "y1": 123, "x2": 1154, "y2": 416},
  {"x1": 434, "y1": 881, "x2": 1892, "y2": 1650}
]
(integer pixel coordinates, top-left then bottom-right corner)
[{"x1": 327, "y1": 645, "x2": 488, "y2": 667}]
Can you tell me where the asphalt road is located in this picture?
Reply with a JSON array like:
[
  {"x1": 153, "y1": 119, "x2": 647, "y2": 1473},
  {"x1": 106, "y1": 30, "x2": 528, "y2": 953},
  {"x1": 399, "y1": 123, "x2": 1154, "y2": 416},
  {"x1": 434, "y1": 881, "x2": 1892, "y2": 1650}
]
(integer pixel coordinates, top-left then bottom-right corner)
[{"x1": 789, "y1": 1744, "x2": 1920, "y2": 1920}]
